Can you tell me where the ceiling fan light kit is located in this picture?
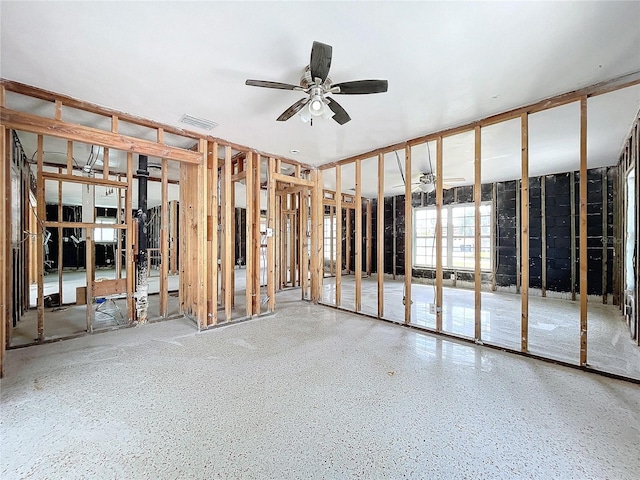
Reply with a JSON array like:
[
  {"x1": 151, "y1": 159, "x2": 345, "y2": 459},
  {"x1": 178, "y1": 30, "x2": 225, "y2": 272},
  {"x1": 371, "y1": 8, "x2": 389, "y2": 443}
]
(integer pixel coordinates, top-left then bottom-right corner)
[{"x1": 246, "y1": 41, "x2": 388, "y2": 125}]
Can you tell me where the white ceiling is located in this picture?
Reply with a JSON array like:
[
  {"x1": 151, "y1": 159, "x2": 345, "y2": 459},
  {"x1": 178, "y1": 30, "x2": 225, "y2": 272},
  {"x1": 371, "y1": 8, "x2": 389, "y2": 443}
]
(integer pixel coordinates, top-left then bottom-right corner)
[{"x1": 2, "y1": 1, "x2": 640, "y2": 201}]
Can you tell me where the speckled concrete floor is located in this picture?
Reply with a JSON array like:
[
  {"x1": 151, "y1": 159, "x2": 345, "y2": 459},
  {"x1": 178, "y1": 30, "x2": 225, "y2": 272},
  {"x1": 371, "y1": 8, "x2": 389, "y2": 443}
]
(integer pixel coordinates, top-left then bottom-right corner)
[
  {"x1": 321, "y1": 275, "x2": 640, "y2": 380},
  {"x1": 2, "y1": 289, "x2": 639, "y2": 479}
]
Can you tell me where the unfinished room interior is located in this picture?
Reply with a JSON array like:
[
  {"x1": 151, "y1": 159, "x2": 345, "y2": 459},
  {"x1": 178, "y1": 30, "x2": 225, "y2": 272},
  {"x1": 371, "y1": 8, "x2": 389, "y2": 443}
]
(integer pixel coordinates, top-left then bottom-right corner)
[{"x1": 1, "y1": 1, "x2": 639, "y2": 478}]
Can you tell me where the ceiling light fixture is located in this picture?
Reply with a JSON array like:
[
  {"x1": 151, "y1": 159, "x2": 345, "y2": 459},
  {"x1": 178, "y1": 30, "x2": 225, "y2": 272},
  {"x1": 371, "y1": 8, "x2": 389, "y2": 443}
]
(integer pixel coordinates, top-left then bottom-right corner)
[{"x1": 289, "y1": 149, "x2": 300, "y2": 154}]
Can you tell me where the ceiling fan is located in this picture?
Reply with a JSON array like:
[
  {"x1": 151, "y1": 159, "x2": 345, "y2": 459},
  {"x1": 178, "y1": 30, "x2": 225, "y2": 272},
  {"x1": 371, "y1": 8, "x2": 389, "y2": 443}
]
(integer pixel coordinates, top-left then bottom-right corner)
[
  {"x1": 245, "y1": 41, "x2": 388, "y2": 125},
  {"x1": 394, "y1": 172, "x2": 466, "y2": 193}
]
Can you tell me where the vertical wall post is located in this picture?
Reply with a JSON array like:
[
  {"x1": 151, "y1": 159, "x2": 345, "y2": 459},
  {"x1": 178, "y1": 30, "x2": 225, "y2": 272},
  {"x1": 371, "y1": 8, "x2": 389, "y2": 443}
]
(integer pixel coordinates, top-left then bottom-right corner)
[
  {"x1": 404, "y1": 145, "x2": 412, "y2": 324},
  {"x1": 366, "y1": 199, "x2": 372, "y2": 276},
  {"x1": 541, "y1": 175, "x2": 547, "y2": 297},
  {"x1": 335, "y1": 165, "x2": 342, "y2": 307},
  {"x1": 521, "y1": 113, "x2": 529, "y2": 353},
  {"x1": 579, "y1": 97, "x2": 588, "y2": 365},
  {"x1": 267, "y1": 157, "x2": 276, "y2": 311},
  {"x1": 570, "y1": 171, "x2": 576, "y2": 301},
  {"x1": 0, "y1": 123, "x2": 7, "y2": 376},
  {"x1": 355, "y1": 159, "x2": 362, "y2": 312},
  {"x1": 252, "y1": 155, "x2": 261, "y2": 313},
  {"x1": 474, "y1": 126, "x2": 482, "y2": 341},
  {"x1": 223, "y1": 146, "x2": 232, "y2": 321},
  {"x1": 36, "y1": 135, "x2": 44, "y2": 341},
  {"x1": 245, "y1": 152, "x2": 254, "y2": 317},
  {"x1": 160, "y1": 156, "x2": 169, "y2": 318},
  {"x1": 57, "y1": 168, "x2": 63, "y2": 306},
  {"x1": 125, "y1": 152, "x2": 134, "y2": 322},
  {"x1": 601, "y1": 168, "x2": 608, "y2": 304},
  {"x1": 435, "y1": 137, "x2": 443, "y2": 331},
  {"x1": 377, "y1": 152, "x2": 384, "y2": 318},
  {"x1": 209, "y1": 143, "x2": 219, "y2": 325}
]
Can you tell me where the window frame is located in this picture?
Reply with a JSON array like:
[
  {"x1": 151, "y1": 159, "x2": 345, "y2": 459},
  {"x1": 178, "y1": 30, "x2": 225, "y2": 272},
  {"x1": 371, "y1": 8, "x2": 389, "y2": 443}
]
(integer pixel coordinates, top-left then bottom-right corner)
[{"x1": 413, "y1": 201, "x2": 493, "y2": 272}]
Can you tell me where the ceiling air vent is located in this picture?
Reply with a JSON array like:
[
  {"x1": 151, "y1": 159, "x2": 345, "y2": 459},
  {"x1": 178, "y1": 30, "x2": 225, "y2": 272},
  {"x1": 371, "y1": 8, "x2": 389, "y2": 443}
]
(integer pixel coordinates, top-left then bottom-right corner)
[{"x1": 179, "y1": 114, "x2": 218, "y2": 131}]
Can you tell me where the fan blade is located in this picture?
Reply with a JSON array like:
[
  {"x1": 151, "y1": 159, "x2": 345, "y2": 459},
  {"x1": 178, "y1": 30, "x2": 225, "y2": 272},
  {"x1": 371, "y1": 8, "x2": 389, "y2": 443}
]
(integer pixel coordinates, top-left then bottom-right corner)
[
  {"x1": 245, "y1": 79, "x2": 303, "y2": 91},
  {"x1": 327, "y1": 98, "x2": 351, "y2": 125},
  {"x1": 277, "y1": 98, "x2": 310, "y2": 122},
  {"x1": 333, "y1": 80, "x2": 388, "y2": 95},
  {"x1": 310, "y1": 41, "x2": 332, "y2": 83}
]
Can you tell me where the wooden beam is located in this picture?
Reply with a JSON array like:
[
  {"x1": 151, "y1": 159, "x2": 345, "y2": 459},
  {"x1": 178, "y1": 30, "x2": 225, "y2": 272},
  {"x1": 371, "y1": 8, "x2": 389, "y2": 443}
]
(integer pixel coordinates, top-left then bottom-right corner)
[
  {"x1": 300, "y1": 185, "x2": 309, "y2": 300},
  {"x1": 57, "y1": 168, "x2": 63, "y2": 306},
  {"x1": 209, "y1": 142, "x2": 219, "y2": 325},
  {"x1": 541, "y1": 176, "x2": 547, "y2": 297},
  {"x1": 103, "y1": 147, "x2": 110, "y2": 179},
  {"x1": 579, "y1": 97, "x2": 588, "y2": 365},
  {"x1": 66, "y1": 140, "x2": 73, "y2": 174},
  {"x1": 366, "y1": 199, "x2": 372, "y2": 276},
  {"x1": 160, "y1": 156, "x2": 169, "y2": 318},
  {"x1": 335, "y1": 166, "x2": 342, "y2": 307},
  {"x1": 224, "y1": 146, "x2": 233, "y2": 320},
  {"x1": 0, "y1": 125, "x2": 7, "y2": 376},
  {"x1": 245, "y1": 152, "x2": 255, "y2": 317},
  {"x1": 377, "y1": 153, "x2": 384, "y2": 319},
  {"x1": 85, "y1": 227, "x2": 94, "y2": 333},
  {"x1": 252, "y1": 155, "x2": 261, "y2": 314},
  {"x1": 435, "y1": 137, "x2": 443, "y2": 331},
  {"x1": 404, "y1": 146, "x2": 412, "y2": 324},
  {"x1": 0, "y1": 107, "x2": 202, "y2": 164},
  {"x1": 43, "y1": 221, "x2": 127, "y2": 230},
  {"x1": 267, "y1": 157, "x2": 276, "y2": 311},
  {"x1": 602, "y1": 168, "x2": 608, "y2": 304},
  {"x1": 516, "y1": 179, "x2": 521, "y2": 294},
  {"x1": 570, "y1": 171, "x2": 576, "y2": 301},
  {"x1": 521, "y1": 114, "x2": 529, "y2": 353},
  {"x1": 36, "y1": 135, "x2": 44, "y2": 340},
  {"x1": 474, "y1": 126, "x2": 482, "y2": 341},
  {"x1": 271, "y1": 172, "x2": 314, "y2": 187},
  {"x1": 310, "y1": 169, "x2": 323, "y2": 302},
  {"x1": 41, "y1": 171, "x2": 128, "y2": 189},
  {"x1": 355, "y1": 159, "x2": 362, "y2": 312}
]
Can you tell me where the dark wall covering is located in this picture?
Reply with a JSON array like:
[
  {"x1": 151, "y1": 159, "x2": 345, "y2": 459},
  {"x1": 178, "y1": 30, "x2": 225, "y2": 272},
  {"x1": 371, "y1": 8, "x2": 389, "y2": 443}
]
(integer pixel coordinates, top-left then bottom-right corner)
[{"x1": 334, "y1": 166, "x2": 614, "y2": 296}]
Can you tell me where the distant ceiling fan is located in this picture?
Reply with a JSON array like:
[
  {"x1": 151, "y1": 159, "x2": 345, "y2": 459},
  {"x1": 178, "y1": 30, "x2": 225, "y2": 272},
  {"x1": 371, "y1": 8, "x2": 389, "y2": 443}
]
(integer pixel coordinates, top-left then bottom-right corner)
[
  {"x1": 394, "y1": 172, "x2": 466, "y2": 193},
  {"x1": 245, "y1": 41, "x2": 388, "y2": 125}
]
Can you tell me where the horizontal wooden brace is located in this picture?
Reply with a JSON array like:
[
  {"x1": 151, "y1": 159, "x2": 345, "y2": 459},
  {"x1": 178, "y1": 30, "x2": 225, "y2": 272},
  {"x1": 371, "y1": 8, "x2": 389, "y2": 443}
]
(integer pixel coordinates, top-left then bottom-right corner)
[
  {"x1": 42, "y1": 171, "x2": 128, "y2": 188},
  {"x1": 271, "y1": 172, "x2": 314, "y2": 187},
  {"x1": 231, "y1": 171, "x2": 247, "y2": 183},
  {"x1": 44, "y1": 221, "x2": 127, "y2": 229},
  {"x1": 1, "y1": 107, "x2": 203, "y2": 164}
]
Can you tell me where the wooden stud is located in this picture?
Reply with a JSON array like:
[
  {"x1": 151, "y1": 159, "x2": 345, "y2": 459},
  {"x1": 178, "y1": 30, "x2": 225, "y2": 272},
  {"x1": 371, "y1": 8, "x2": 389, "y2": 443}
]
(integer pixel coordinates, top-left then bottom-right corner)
[
  {"x1": 1, "y1": 107, "x2": 202, "y2": 164},
  {"x1": 41, "y1": 171, "x2": 127, "y2": 189},
  {"x1": 245, "y1": 151, "x2": 254, "y2": 317},
  {"x1": 210, "y1": 143, "x2": 219, "y2": 324},
  {"x1": 579, "y1": 97, "x2": 588, "y2": 365},
  {"x1": 66, "y1": 140, "x2": 73, "y2": 174},
  {"x1": 474, "y1": 126, "x2": 482, "y2": 341},
  {"x1": 355, "y1": 159, "x2": 362, "y2": 311},
  {"x1": 111, "y1": 115, "x2": 118, "y2": 133},
  {"x1": 58, "y1": 168, "x2": 63, "y2": 306},
  {"x1": 541, "y1": 176, "x2": 547, "y2": 297},
  {"x1": 253, "y1": 156, "x2": 261, "y2": 313},
  {"x1": 335, "y1": 166, "x2": 342, "y2": 306},
  {"x1": 85, "y1": 226, "x2": 94, "y2": 333},
  {"x1": 435, "y1": 137, "x2": 443, "y2": 331},
  {"x1": 521, "y1": 114, "x2": 529, "y2": 353},
  {"x1": 160, "y1": 156, "x2": 169, "y2": 318},
  {"x1": 55, "y1": 100, "x2": 62, "y2": 120},
  {"x1": 267, "y1": 157, "x2": 276, "y2": 311},
  {"x1": 404, "y1": 146, "x2": 412, "y2": 324},
  {"x1": 377, "y1": 153, "x2": 384, "y2": 318},
  {"x1": 36, "y1": 135, "x2": 44, "y2": 341},
  {"x1": 516, "y1": 179, "x2": 521, "y2": 294},
  {"x1": 366, "y1": 199, "x2": 372, "y2": 276},
  {"x1": 223, "y1": 146, "x2": 233, "y2": 320},
  {"x1": 345, "y1": 207, "x2": 351, "y2": 274},
  {"x1": 491, "y1": 183, "x2": 497, "y2": 291},
  {"x1": 316, "y1": 169, "x2": 324, "y2": 301},
  {"x1": 103, "y1": 148, "x2": 109, "y2": 179},
  {"x1": 116, "y1": 175, "x2": 122, "y2": 279},
  {"x1": 301, "y1": 185, "x2": 309, "y2": 300},
  {"x1": 0, "y1": 125, "x2": 7, "y2": 375},
  {"x1": 602, "y1": 168, "x2": 608, "y2": 304},
  {"x1": 570, "y1": 171, "x2": 576, "y2": 301}
]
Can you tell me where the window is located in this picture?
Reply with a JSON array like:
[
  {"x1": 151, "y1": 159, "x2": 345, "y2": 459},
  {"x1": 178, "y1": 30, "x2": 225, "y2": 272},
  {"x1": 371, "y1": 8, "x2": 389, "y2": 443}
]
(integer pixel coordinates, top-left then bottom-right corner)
[
  {"x1": 324, "y1": 215, "x2": 337, "y2": 260},
  {"x1": 94, "y1": 217, "x2": 117, "y2": 243},
  {"x1": 414, "y1": 203, "x2": 492, "y2": 270}
]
